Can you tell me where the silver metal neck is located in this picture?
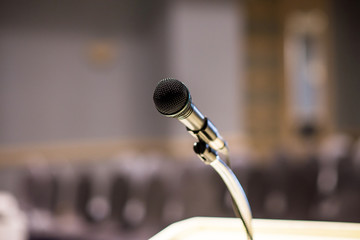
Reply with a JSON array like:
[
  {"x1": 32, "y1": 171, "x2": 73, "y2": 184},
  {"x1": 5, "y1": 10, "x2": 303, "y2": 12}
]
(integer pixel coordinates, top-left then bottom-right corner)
[{"x1": 178, "y1": 104, "x2": 205, "y2": 130}]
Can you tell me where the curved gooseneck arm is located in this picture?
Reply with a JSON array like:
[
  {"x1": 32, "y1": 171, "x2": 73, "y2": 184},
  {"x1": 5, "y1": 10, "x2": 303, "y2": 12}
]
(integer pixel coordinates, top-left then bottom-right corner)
[{"x1": 193, "y1": 141, "x2": 253, "y2": 240}]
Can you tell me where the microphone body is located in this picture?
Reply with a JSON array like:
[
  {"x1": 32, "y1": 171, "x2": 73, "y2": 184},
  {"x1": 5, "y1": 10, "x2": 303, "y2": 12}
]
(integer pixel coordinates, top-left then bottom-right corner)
[{"x1": 153, "y1": 78, "x2": 227, "y2": 153}]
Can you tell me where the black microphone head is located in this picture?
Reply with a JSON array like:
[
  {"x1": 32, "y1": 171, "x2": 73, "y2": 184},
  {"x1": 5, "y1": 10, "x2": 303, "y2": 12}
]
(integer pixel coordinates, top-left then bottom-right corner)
[{"x1": 153, "y1": 78, "x2": 190, "y2": 116}]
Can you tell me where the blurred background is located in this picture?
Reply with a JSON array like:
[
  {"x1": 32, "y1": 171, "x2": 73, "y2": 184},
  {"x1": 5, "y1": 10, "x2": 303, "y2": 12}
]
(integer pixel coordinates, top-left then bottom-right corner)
[{"x1": 0, "y1": 0, "x2": 360, "y2": 239}]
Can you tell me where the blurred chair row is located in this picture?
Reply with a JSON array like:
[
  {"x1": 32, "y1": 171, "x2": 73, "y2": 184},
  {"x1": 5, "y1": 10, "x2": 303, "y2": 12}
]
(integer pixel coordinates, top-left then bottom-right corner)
[
  {"x1": 244, "y1": 134, "x2": 360, "y2": 222},
  {"x1": 0, "y1": 154, "x2": 226, "y2": 240},
  {"x1": 0, "y1": 135, "x2": 360, "y2": 240}
]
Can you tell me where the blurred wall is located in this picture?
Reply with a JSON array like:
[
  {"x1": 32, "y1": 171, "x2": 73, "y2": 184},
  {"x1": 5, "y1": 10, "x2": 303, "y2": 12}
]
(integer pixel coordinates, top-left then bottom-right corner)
[
  {"x1": 243, "y1": 0, "x2": 333, "y2": 156},
  {"x1": 0, "y1": 0, "x2": 243, "y2": 148},
  {"x1": 0, "y1": 0, "x2": 169, "y2": 145},
  {"x1": 165, "y1": 0, "x2": 243, "y2": 137},
  {"x1": 332, "y1": 0, "x2": 360, "y2": 134}
]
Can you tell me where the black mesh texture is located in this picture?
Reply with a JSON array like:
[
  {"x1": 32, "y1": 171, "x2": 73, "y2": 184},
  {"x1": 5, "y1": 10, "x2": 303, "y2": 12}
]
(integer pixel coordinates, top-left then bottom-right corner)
[{"x1": 153, "y1": 78, "x2": 189, "y2": 115}]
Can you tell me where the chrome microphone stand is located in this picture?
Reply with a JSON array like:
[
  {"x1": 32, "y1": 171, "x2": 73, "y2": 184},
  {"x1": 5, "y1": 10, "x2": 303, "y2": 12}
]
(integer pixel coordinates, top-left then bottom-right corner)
[{"x1": 193, "y1": 140, "x2": 253, "y2": 240}]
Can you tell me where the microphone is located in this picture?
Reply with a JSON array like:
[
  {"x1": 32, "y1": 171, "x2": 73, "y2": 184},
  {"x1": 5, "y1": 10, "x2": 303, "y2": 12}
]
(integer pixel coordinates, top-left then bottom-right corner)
[
  {"x1": 153, "y1": 78, "x2": 228, "y2": 153},
  {"x1": 153, "y1": 78, "x2": 253, "y2": 239}
]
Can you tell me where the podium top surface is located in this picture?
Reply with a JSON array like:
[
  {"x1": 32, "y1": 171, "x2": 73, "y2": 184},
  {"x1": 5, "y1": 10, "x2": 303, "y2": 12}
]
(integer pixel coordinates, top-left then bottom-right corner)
[{"x1": 151, "y1": 217, "x2": 360, "y2": 240}]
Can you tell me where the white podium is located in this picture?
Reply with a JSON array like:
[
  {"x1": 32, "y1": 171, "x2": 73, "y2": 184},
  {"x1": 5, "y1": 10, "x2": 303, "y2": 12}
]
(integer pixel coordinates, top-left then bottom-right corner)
[{"x1": 151, "y1": 217, "x2": 360, "y2": 240}]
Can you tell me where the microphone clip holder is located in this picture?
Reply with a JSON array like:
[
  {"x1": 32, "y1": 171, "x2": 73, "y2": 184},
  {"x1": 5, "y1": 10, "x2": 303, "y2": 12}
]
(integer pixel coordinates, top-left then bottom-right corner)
[{"x1": 186, "y1": 118, "x2": 228, "y2": 156}]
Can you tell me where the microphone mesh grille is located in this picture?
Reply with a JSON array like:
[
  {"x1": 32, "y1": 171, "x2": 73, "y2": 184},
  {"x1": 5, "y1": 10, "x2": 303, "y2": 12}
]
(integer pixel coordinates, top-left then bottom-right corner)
[{"x1": 153, "y1": 78, "x2": 189, "y2": 115}]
